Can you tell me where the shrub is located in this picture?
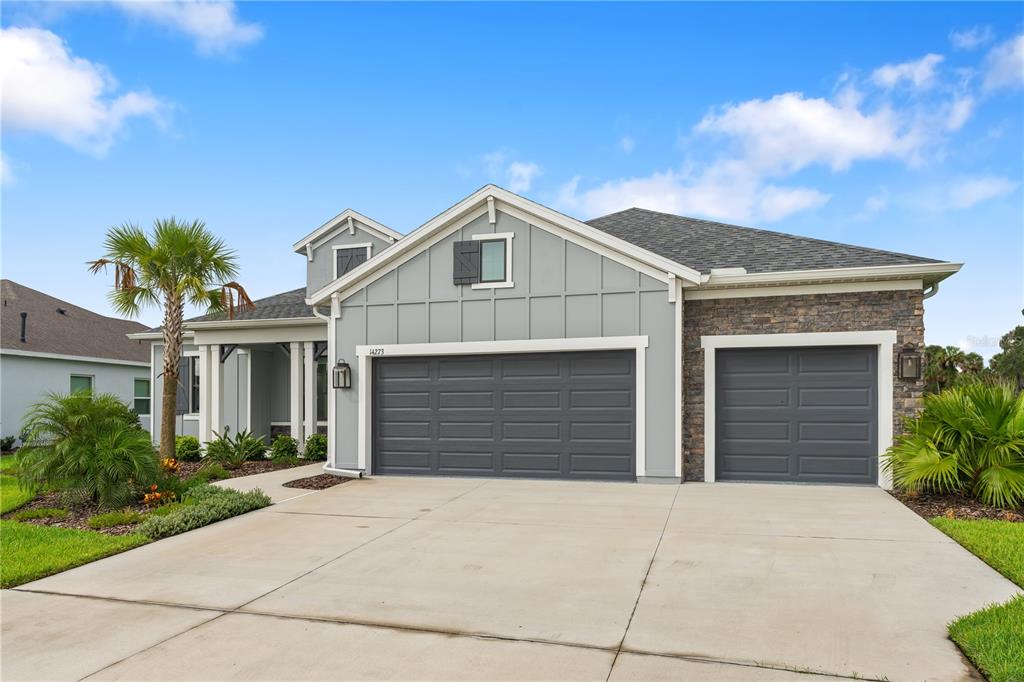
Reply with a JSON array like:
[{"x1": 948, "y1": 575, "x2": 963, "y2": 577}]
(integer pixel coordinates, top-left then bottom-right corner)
[
  {"x1": 137, "y1": 484, "x2": 271, "y2": 540},
  {"x1": 175, "y1": 436, "x2": 202, "y2": 462},
  {"x1": 303, "y1": 433, "x2": 327, "y2": 461},
  {"x1": 88, "y1": 509, "x2": 143, "y2": 529},
  {"x1": 203, "y1": 427, "x2": 266, "y2": 469},
  {"x1": 1, "y1": 436, "x2": 17, "y2": 451},
  {"x1": 270, "y1": 435, "x2": 299, "y2": 460},
  {"x1": 16, "y1": 392, "x2": 160, "y2": 508},
  {"x1": 10, "y1": 507, "x2": 69, "y2": 522},
  {"x1": 885, "y1": 381, "x2": 1024, "y2": 509},
  {"x1": 188, "y1": 463, "x2": 231, "y2": 485}
]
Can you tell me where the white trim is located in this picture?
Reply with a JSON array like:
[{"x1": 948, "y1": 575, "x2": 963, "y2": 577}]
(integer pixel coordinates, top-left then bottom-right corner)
[
  {"x1": 685, "y1": 279, "x2": 924, "y2": 300},
  {"x1": 292, "y1": 208, "x2": 402, "y2": 253},
  {"x1": 332, "y1": 243, "x2": 374, "y2": 280},
  {"x1": 470, "y1": 231, "x2": 514, "y2": 290},
  {"x1": 0, "y1": 348, "x2": 149, "y2": 367},
  {"x1": 674, "y1": 276, "x2": 683, "y2": 479},
  {"x1": 692, "y1": 262, "x2": 961, "y2": 289},
  {"x1": 354, "y1": 336, "x2": 649, "y2": 478},
  {"x1": 197, "y1": 345, "x2": 211, "y2": 443},
  {"x1": 209, "y1": 344, "x2": 222, "y2": 436},
  {"x1": 307, "y1": 185, "x2": 701, "y2": 305},
  {"x1": 186, "y1": 317, "x2": 323, "y2": 330},
  {"x1": 303, "y1": 341, "x2": 316, "y2": 444},
  {"x1": 327, "y1": 294, "x2": 339, "y2": 467},
  {"x1": 150, "y1": 342, "x2": 158, "y2": 443},
  {"x1": 289, "y1": 341, "x2": 303, "y2": 444},
  {"x1": 242, "y1": 349, "x2": 252, "y2": 432},
  {"x1": 700, "y1": 330, "x2": 897, "y2": 488}
]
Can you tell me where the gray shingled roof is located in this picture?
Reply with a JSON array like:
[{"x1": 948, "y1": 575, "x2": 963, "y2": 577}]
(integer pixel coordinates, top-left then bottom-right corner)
[
  {"x1": 586, "y1": 208, "x2": 942, "y2": 274},
  {"x1": 1, "y1": 280, "x2": 150, "y2": 362},
  {"x1": 186, "y1": 287, "x2": 313, "y2": 323}
]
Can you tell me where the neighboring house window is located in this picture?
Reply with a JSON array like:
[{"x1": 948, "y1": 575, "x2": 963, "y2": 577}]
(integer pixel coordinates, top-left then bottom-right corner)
[
  {"x1": 333, "y1": 244, "x2": 372, "y2": 279},
  {"x1": 134, "y1": 379, "x2": 151, "y2": 415},
  {"x1": 472, "y1": 232, "x2": 514, "y2": 289},
  {"x1": 70, "y1": 375, "x2": 93, "y2": 393}
]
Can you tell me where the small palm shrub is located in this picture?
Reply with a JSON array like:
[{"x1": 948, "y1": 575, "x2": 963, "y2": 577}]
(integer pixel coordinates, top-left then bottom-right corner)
[
  {"x1": 16, "y1": 392, "x2": 160, "y2": 508},
  {"x1": 175, "y1": 436, "x2": 202, "y2": 462},
  {"x1": 303, "y1": 433, "x2": 327, "y2": 461},
  {"x1": 885, "y1": 381, "x2": 1024, "y2": 509},
  {"x1": 203, "y1": 427, "x2": 266, "y2": 469},
  {"x1": 270, "y1": 435, "x2": 299, "y2": 461},
  {"x1": 137, "y1": 484, "x2": 271, "y2": 539}
]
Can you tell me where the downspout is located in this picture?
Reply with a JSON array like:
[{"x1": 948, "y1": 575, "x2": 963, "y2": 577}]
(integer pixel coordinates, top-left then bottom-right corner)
[{"x1": 922, "y1": 282, "x2": 939, "y2": 299}]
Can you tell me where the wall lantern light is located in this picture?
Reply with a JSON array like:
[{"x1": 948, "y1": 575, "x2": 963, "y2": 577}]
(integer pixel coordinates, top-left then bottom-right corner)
[
  {"x1": 898, "y1": 350, "x2": 922, "y2": 380},
  {"x1": 333, "y1": 360, "x2": 352, "y2": 389}
]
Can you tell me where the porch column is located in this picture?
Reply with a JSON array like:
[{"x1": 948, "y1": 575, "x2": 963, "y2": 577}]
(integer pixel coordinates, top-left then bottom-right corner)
[
  {"x1": 289, "y1": 341, "x2": 302, "y2": 441},
  {"x1": 209, "y1": 344, "x2": 222, "y2": 438},
  {"x1": 197, "y1": 344, "x2": 211, "y2": 443},
  {"x1": 303, "y1": 341, "x2": 316, "y2": 446}
]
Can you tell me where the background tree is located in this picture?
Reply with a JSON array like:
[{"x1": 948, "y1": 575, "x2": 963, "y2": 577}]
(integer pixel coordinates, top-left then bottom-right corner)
[
  {"x1": 990, "y1": 318, "x2": 1024, "y2": 390},
  {"x1": 923, "y1": 345, "x2": 985, "y2": 394},
  {"x1": 90, "y1": 219, "x2": 253, "y2": 458}
]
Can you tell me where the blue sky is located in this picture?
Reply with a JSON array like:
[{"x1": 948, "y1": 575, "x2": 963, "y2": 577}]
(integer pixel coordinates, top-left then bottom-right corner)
[{"x1": 2, "y1": 2, "x2": 1022, "y2": 357}]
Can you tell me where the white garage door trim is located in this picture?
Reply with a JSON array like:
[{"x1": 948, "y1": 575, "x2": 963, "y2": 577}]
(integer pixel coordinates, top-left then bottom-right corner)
[
  {"x1": 355, "y1": 336, "x2": 650, "y2": 477},
  {"x1": 700, "y1": 330, "x2": 897, "y2": 489}
]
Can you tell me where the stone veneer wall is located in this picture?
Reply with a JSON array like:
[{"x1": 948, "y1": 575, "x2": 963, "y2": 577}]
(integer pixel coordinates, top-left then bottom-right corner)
[{"x1": 681, "y1": 289, "x2": 925, "y2": 482}]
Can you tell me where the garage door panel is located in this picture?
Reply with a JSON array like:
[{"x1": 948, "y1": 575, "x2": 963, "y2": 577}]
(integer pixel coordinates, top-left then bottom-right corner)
[
  {"x1": 377, "y1": 360, "x2": 431, "y2": 380},
  {"x1": 374, "y1": 351, "x2": 635, "y2": 479},
  {"x1": 716, "y1": 346, "x2": 877, "y2": 484}
]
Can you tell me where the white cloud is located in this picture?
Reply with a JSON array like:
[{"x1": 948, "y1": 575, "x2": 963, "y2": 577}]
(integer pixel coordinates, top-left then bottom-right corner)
[
  {"x1": 855, "y1": 193, "x2": 889, "y2": 221},
  {"x1": 983, "y1": 34, "x2": 1024, "y2": 91},
  {"x1": 618, "y1": 135, "x2": 635, "y2": 154},
  {"x1": 0, "y1": 27, "x2": 164, "y2": 155},
  {"x1": 0, "y1": 152, "x2": 13, "y2": 185},
  {"x1": 870, "y1": 53, "x2": 944, "y2": 90},
  {"x1": 506, "y1": 161, "x2": 541, "y2": 193},
  {"x1": 482, "y1": 150, "x2": 541, "y2": 193},
  {"x1": 694, "y1": 92, "x2": 925, "y2": 173},
  {"x1": 947, "y1": 176, "x2": 1018, "y2": 209},
  {"x1": 945, "y1": 95, "x2": 974, "y2": 131},
  {"x1": 950, "y1": 26, "x2": 994, "y2": 51},
  {"x1": 115, "y1": 1, "x2": 263, "y2": 56}
]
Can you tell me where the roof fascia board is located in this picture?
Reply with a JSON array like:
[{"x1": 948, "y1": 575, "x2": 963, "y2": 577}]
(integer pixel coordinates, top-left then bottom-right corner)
[
  {"x1": 691, "y1": 262, "x2": 963, "y2": 288},
  {"x1": 186, "y1": 316, "x2": 325, "y2": 331},
  {"x1": 128, "y1": 331, "x2": 195, "y2": 341},
  {"x1": 292, "y1": 209, "x2": 402, "y2": 253},
  {"x1": 308, "y1": 185, "x2": 701, "y2": 305},
  {"x1": 0, "y1": 348, "x2": 149, "y2": 367}
]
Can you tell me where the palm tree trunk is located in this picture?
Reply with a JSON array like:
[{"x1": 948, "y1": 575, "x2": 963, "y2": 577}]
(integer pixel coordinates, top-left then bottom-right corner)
[{"x1": 159, "y1": 294, "x2": 184, "y2": 459}]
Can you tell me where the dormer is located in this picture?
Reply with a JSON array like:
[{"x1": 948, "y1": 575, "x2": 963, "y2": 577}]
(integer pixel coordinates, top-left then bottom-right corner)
[{"x1": 293, "y1": 209, "x2": 403, "y2": 296}]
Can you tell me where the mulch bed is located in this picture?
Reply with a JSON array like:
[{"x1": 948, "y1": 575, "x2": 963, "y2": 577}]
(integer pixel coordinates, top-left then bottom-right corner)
[
  {"x1": 891, "y1": 491, "x2": 1024, "y2": 522},
  {"x1": 174, "y1": 457, "x2": 312, "y2": 480},
  {"x1": 1, "y1": 491, "x2": 148, "y2": 536},
  {"x1": 282, "y1": 473, "x2": 350, "y2": 490}
]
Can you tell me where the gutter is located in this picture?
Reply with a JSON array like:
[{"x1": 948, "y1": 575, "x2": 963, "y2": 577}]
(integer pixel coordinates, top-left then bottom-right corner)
[
  {"x1": 323, "y1": 465, "x2": 364, "y2": 479},
  {"x1": 692, "y1": 262, "x2": 963, "y2": 289}
]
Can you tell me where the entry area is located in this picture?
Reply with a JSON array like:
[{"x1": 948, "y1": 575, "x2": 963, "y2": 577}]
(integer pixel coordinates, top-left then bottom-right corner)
[
  {"x1": 372, "y1": 350, "x2": 636, "y2": 479},
  {"x1": 715, "y1": 345, "x2": 878, "y2": 484}
]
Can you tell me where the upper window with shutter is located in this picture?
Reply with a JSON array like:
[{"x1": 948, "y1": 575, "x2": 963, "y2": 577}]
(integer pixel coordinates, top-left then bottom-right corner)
[
  {"x1": 453, "y1": 232, "x2": 514, "y2": 289},
  {"x1": 333, "y1": 244, "x2": 372, "y2": 279}
]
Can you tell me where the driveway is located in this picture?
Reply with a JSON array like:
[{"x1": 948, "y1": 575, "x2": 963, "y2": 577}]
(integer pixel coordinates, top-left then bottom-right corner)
[{"x1": 3, "y1": 478, "x2": 1019, "y2": 681}]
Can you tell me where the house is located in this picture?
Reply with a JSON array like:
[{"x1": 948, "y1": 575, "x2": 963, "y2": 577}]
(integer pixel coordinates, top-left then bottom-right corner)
[
  {"x1": 1, "y1": 280, "x2": 152, "y2": 443},
  {"x1": 131, "y1": 186, "x2": 960, "y2": 486}
]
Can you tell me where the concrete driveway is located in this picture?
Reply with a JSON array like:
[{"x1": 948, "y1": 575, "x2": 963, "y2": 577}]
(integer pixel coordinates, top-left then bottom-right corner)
[{"x1": 3, "y1": 478, "x2": 1019, "y2": 681}]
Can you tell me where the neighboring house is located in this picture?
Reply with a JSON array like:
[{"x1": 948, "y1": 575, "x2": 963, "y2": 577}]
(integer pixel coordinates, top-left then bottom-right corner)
[
  {"x1": 131, "y1": 186, "x2": 960, "y2": 487},
  {"x1": 1, "y1": 280, "x2": 152, "y2": 442}
]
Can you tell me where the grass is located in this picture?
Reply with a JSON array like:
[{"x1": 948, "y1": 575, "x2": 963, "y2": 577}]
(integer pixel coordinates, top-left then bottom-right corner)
[
  {"x1": 931, "y1": 517, "x2": 1024, "y2": 682},
  {"x1": 87, "y1": 509, "x2": 144, "y2": 529},
  {"x1": 930, "y1": 518, "x2": 1024, "y2": 587},
  {"x1": 0, "y1": 521, "x2": 148, "y2": 588},
  {"x1": 0, "y1": 470, "x2": 33, "y2": 515},
  {"x1": 10, "y1": 507, "x2": 69, "y2": 522}
]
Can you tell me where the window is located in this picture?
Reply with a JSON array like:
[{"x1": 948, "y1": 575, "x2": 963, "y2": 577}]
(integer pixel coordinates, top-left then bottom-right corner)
[
  {"x1": 333, "y1": 244, "x2": 372, "y2": 279},
  {"x1": 316, "y1": 357, "x2": 328, "y2": 422},
  {"x1": 134, "y1": 378, "x2": 151, "y2": 415},
  {"x1": 189, "y1": 358, "x2": 201, "y2": 414},
  {"x1": 471, "y1": 232, "x2": 514, "y2": 289},
  {"x1": 70, "y1": 375, "x2": 93, "y2": 393}
]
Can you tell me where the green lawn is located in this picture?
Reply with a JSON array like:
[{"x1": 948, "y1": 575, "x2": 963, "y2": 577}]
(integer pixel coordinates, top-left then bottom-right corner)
[
  {"x1": 0, "y1": 521, "x2": 148, "y2": 588},
  {"x1": 931, "y1": 517, "x2": 1024, "y2": 682},
  {"x1": 1, "y1": 471, "x2": 33, "y2": 515}
]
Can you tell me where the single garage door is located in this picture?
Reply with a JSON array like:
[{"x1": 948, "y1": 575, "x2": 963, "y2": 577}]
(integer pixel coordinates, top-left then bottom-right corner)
[
  {"x1": 715, "y1": 346, "x2": 877, "y2": 484},
  {"x1": 372, "y1": 350, "x2": 636, "y2": 480}
]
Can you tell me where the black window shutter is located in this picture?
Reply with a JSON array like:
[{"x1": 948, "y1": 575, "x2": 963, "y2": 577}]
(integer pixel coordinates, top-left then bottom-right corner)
[
  {"x1": 337, "y1": 248, "x2": 369, "y2": 277},
  {"x1": 175, "y1": 356, "x2": 189, "y2": 415},
  {"x1": 452, "y1": 240, "x2": 481, "y2": 284}
]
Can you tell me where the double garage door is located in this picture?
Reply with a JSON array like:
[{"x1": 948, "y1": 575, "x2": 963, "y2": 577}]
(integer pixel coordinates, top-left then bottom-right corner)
[
  {"x1": 715, "y1": 346, "x2": 878, "y2": 484},
  {"x1": 372, "y1": 350, "x2": 636, "y2": 480}
]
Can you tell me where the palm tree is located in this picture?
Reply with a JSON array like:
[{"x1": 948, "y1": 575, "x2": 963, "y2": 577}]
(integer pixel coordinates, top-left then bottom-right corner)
[{"x1": 90, "y1": 219, "x2": 254, "y2": 458}]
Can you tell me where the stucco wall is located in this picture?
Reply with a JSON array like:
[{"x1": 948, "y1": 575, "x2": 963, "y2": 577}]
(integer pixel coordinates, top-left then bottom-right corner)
[
  {"x1": 681, "y1": 289, "x2": 925, "y2": 481},
  {"x1": 332, "y1": 208, "x2": 679, "y2": 477},
  {"x1": 1, "y1": 354, "x2": 150, "y2": 443},
  {"x1": 306, "y1": 220, "x2": 393, "y2": 296}
]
